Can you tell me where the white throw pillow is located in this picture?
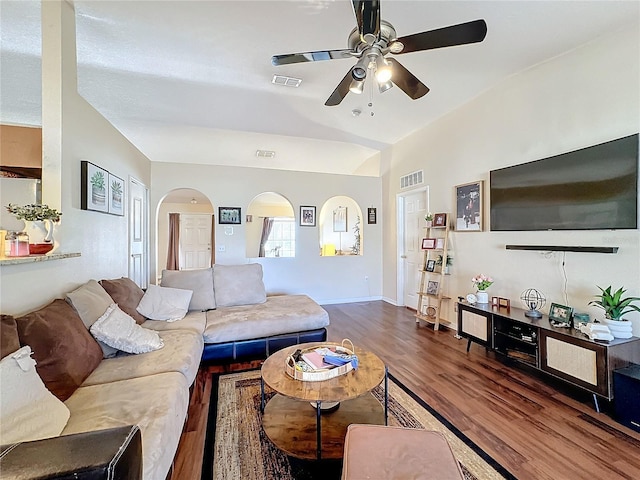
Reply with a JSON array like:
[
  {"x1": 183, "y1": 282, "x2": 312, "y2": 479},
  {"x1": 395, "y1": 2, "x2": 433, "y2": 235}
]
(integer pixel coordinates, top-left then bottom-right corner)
[
  {"x1": 66, "y1": 279, "x2": 119, "y2": 358},
  {"x1": 0, "y1": 346, "x2": 70, "y2": 444},
  {"x1": 91, "y1": 304, "x2": 164, "y2": 354},
  {"x1": 136, "y1": 284, "x2": 193, "y2": 322}
]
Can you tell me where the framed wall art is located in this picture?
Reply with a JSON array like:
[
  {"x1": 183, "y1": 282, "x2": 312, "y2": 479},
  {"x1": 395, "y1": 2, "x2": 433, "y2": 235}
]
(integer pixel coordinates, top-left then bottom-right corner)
[
  {"x1": 218, "y1": 207, "x2": 241, "y2": 225},
  {"x1": 108, "y1": 173, "x2": 125, "y2": 216},
  {"x1": 300, "y1": 206, "x2": 316, "y2": 227},
  {"x1": 81, "y1": 161, "x2": 110, "y2": 214},
  {"x1": 455, "y1": 180, "x2": 484, "y2": 231},
  {"x1": 367, "y1": 207, "x2": 377, "y2": 224}
]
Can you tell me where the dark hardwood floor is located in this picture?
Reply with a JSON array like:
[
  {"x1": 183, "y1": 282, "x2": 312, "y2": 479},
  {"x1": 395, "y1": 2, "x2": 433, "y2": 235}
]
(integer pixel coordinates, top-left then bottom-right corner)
[{"x1": 172, "y1": 301, "x2": 640, "y2": 480}]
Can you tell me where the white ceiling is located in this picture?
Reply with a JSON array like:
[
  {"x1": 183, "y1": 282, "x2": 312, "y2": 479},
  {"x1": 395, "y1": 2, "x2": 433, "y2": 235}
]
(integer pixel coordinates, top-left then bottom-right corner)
[{"x1": 1, "y1": 1, "x2": 638, "y2": 176}]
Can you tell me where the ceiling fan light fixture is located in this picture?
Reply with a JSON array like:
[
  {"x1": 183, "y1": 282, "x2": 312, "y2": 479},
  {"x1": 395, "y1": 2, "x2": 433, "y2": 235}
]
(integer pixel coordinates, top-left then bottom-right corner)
[
  {"x1": 349, "y1": 78, "x2": 365, "y2": 94},
  {"x1": 374, "y1": 58, "x2": 392, "y2": 83},
  {"x1": 378, "y1": 79, "x2": 393, "y2": 93}
]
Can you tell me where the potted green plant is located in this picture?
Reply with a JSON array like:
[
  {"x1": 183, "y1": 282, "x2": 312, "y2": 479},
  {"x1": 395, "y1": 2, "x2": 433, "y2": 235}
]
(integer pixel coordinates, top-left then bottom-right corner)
[
  {"x1": 589, "y1": 286, "x2": 640, "y2": 338},
  {"x1": 436, "y1": 254, "x2": 453, "y2": 274},
  {"x1": 91, "y1": 171, "x2": 106, "y2": 206},
  {"x1": 424, "y1": 213, "x2": 433, "y2": 227}
]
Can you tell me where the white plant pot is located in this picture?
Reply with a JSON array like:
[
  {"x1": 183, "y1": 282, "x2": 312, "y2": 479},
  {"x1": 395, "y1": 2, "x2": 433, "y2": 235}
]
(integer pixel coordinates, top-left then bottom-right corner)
[
  {"x1": 601, "y1": 318, "x2": 633, "y2": 339},
  {"x1": 476, "y1": 291, "x2": 489, "y2": 304}
]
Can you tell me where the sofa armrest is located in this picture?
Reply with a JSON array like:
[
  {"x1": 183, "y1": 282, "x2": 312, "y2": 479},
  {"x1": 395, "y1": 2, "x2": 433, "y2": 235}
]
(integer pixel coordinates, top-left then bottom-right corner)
[{"x1": 0, "y1": 425, "x2": 142, "y2": 480}]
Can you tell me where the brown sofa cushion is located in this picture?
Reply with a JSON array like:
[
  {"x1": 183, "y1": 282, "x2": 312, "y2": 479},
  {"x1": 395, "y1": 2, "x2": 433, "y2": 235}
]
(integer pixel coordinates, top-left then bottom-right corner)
[
  {"x1": 1, "y1": 314, "x2": 20, "y2": 359},
  {"x1": 100, "y1": 277, "x2": 146, "y2": 325},
  {"x1": 15, "y1": 299, "x2": 103, "y2": 401}
]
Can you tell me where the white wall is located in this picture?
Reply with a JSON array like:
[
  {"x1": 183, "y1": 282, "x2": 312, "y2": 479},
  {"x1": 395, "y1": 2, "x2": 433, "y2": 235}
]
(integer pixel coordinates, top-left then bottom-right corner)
[
  {"x1": 383, "y1": 26, "x2": 640, "y2": 333},
  {"x1": 151, "y1": 163, "x2": 382, "y2": 304},
  {"x1": 0, "y1": 2, "x2": 150, "y2": 315}
]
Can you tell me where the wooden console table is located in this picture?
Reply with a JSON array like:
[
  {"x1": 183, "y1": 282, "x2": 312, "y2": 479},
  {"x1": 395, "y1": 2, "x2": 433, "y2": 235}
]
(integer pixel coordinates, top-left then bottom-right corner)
[{"x1": 457, "y1": 302, "x2": 640, "y2": 410}]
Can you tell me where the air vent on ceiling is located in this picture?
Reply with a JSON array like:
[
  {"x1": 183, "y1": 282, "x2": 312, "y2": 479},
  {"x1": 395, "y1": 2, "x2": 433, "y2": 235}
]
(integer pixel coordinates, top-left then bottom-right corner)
[
  {"x1": 256, "y1": 150, "x2": 276, "y2": 158},
  {"x1": 400, "y1": 170, "x2": 424, "y2": 189},
  {"x1": 272, "y1": 75, "x2": 302, "y2": 87}
]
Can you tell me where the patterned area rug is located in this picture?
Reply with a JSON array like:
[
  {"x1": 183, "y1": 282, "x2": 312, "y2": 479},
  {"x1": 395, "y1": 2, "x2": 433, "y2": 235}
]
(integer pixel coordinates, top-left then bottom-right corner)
[{"x1": 207, "y1": 370, "x2": 513, "y2": 480}]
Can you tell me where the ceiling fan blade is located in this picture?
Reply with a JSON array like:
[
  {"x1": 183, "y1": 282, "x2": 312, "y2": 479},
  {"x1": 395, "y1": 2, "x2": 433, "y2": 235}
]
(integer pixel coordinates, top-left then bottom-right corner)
[
  {"x1": 392, "y1": 19, "x2": 487, "y2": 55},
  {"x1": 352, "y1": 0, "x2": 380, "y2": 44},
  {"x1": 325, "y1": 68, "x2": 354, "y2": 106},
  {"x1": 388, "y1": 59, "x2": 429, "y2": 100},
  {"x1": 272, "y1": 49, "x2": 353, "y2": 66}
]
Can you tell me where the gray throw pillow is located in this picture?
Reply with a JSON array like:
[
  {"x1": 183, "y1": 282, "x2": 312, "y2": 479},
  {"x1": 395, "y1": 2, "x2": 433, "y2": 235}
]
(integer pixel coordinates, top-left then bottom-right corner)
[
  {"x1": 213, "y1": 264, "x2": 267, "y2": 307},
  {"x1": 161, "y1": 268, "x2": 216, "y2": 311}
]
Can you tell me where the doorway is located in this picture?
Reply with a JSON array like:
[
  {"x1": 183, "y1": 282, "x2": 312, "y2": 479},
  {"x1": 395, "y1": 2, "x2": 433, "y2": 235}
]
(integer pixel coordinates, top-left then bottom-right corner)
[
  {"x1": 397, "y1": 187, "x2": 428, "y2": 308},
  {"x1": 180, "y1": 213, "x2": 213, "y2": 269},
  {"x1": 129, "y1": 177, "x2": 148, "y2": 288}
]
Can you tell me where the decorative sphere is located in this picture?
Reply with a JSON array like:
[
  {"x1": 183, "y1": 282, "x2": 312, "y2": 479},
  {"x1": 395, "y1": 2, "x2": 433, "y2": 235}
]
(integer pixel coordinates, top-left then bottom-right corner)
[{"x1": 520, "y1": 288, "x2": 546, "y2": 312}]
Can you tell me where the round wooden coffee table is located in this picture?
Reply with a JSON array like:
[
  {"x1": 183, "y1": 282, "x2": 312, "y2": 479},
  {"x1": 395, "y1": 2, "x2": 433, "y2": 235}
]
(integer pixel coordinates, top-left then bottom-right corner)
[{"x1": 260, "y1": 342, "x2": 387, "y2": 460}]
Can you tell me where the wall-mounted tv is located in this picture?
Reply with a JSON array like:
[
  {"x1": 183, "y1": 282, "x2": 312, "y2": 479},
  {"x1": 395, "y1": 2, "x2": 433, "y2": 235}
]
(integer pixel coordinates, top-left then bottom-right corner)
[{"x1": 490, "y1": 133, "x2": 638, "y2": 231}]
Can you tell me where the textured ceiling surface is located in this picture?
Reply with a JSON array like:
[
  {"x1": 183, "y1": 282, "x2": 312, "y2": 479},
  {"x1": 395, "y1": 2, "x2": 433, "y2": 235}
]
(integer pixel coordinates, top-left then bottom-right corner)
[{"x1": 1, "y1": 1, "x2": 638, "y2": 176}]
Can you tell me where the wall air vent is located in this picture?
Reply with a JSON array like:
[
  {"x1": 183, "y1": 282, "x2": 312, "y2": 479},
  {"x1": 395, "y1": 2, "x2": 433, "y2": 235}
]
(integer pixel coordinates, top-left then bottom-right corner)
[
  {"x1": 272, "y1": 75, "x2": 302, "y2": 87},
  {"x1": 256, "y1": 150, "x2": 276, "y2": 158},
  {"x1": 400, "y1": 170, "x2": 424, "y2": 189}
]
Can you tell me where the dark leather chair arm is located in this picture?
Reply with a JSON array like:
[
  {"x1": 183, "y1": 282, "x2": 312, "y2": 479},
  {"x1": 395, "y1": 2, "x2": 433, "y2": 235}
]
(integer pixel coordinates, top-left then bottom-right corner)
[{"x1": 0, "y1": 425, "x2": 142, "y2": 480}]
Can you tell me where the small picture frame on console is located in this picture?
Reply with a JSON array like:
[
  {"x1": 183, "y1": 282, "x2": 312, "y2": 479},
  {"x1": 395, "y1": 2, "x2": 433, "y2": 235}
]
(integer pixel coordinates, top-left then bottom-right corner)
[
  {"x1": 491, "y1": 296, "x2": 499, "y2": 307},
  {"x1": 549, "y1": 302, "x2": 573, "y2": 327},
  {"x1": 498, "y1": 297, "x2": 510, "y2": 310}
]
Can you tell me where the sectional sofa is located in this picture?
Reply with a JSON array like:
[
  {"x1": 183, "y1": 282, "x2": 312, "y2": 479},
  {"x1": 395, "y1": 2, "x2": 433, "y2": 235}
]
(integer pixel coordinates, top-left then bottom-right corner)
[{"x1": 0, "y1": 263, "x2": 329, "y2": 480}]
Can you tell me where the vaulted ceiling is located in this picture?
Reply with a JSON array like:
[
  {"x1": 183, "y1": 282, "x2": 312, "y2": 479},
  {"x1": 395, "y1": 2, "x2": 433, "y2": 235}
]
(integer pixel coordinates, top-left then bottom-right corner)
[{"x1": 1, "y1": 1, "x2": 638, "y2": 176}]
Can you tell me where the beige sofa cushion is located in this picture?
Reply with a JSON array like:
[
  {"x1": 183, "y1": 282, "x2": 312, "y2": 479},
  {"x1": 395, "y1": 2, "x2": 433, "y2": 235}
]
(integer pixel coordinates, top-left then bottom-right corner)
[
  {"x1": 142, "y1": 310, "x2": 206, "y2": 335},
  {"x1": 161, "y1": 268, "x2": 216, "y2": 311},
  {"x1": 63, "y1": 372, "x2": 189, "y2": 480},
  {"x1": 213, "y1": 263, "x2": 266, "y2": 307},
  {"x1": 203, "y1": 294, "x2": 329, "y2": 344},
  {"x1": 81, "y1": 330, "x2": 203, "y2": 387}
]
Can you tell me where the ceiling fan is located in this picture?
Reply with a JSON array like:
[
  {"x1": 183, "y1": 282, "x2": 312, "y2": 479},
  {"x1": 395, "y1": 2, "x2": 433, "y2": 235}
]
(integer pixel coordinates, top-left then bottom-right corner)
[{"x1": 272, "y1": 0, "x2": 487, "y2": 106}]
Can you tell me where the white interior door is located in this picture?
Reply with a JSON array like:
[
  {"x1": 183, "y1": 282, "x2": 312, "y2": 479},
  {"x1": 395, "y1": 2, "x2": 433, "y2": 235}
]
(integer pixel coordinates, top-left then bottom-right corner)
[
  {"x1": 129, "y1": 178, "x2": 148, "y2": 288},
  {"x1": 180, "y1": 214, "x2": 212, "y2": 270},
  {"x1": 403, "y1": 191, "x2": 427, "y2": 309}
]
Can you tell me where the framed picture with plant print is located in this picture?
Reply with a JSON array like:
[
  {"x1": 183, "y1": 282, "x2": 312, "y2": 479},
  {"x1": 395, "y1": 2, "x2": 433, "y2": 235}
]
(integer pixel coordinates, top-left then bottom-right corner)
[
  {"x1": 108, "y1": 173, "x2": 125, "y2": 216},
  {"x1": 218, "y1": 207, "x2": 241, "y2": 225},
  {"x1": 455, "y1": 180, "x2": 484, "y2": 231},
  {"x1": 81, "y1": 161, "x2": 109, "y2": 213},
  {"x1": 300, "y1": 206, "x2": 316, "y2": 227}
]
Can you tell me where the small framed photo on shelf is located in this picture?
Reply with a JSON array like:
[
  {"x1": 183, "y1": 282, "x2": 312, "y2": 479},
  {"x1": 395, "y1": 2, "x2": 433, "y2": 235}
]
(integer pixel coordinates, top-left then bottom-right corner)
[
  {"x1": 426, "y1": 280, "x2": 439, "y2": 295},
  {"x1": 433, "y1": 213, "x2": 447, "y2": 227},
  {"x1": 498, "y1": 297, "x2": 510, "y2": 309},
  {"x1": 300, "y1": 206, "x2": 316, "y2": 226},
  {"x1": 421, "y1": 238, "x2": 436, "y2": 249},
  {"x1": 549, "y1": 303, "x2": 573, "y2": 326},
  {"x1": 491, "y1": 296, "x2": 499, "y2": 307},
  {"x1": 435, "y1": 238, "x2": 444, "y2": 249},
  {"x1": 426, "y1": 259, "x2": 436, "y2": 272}
]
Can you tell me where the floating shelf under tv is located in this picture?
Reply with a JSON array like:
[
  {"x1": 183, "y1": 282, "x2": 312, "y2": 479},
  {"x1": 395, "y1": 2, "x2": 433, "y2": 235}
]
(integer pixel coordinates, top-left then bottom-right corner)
[{"x1": 505, "y1": 245, "x2": 618, "y2": 254}]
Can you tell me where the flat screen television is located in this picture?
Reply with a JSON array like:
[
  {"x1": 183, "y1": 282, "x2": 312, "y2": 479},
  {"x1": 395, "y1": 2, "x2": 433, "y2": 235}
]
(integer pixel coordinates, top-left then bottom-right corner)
[{"x1": 490, "y1": 133, "x2": 638, "y2": 231}]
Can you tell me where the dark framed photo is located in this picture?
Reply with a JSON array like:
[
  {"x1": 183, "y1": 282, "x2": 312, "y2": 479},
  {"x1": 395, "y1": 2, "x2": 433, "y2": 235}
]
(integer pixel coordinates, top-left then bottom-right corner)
[
  {"x1": 218, "y1": 207, "x2": 241, "y2": 224},
  {"x1": 300, "y1": 206, "x2": 316, "y2": 226},
  {"x1": 426, "y1": 259, "x2": 436, "y2": 272},
  {"x1": 499, "y1": 297, "x2": 510, "y2": 309},
  {"x1": 367, "y1": 207, "x2": 377, "y2": 224},
  {"x1": 108, "y1": 173, "x2": 125, "y2": 216},
  {"x1": 421, "y1": 238, "x2": 436, "y2": 249},
  {"x1": 81, "y1": 161, "x2": 109, "y2": 214},
  {"x1": 549, "y1": 302, "x2": 573, "y2": 325},
  {"x1": 455, "y1": 180, "x2": 484, "y2": 231},
  {"x1": 426, "y1": 280, "x2": 439, "y2": 295},
  {"x1": 433, "y1": 213, "x2": 447, "y2": 227},
  {"x1": 492, "y1": 296, "x2": 499, "y2": 307}
]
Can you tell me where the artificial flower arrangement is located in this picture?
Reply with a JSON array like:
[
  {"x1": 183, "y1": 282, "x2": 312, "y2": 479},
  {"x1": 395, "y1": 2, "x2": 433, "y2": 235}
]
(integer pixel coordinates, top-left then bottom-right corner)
[
  {"x1": 472, "y1": 274, "x2": 493, "y2": 291},
  {"x1": 5, "y1": 204, "x2": 62, "y2": 222}
]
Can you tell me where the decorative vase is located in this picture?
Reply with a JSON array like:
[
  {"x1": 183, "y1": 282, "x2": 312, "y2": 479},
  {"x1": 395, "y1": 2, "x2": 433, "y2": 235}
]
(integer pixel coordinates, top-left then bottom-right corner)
[
  {"x1": 476, "y1": 291, "x2": 489, "y2": 304},
  {"x1": 601, "y1": 318, "x2": 633, "y2": 339},
  {"x1": 425, "y1": 220, "x2": 433, "y2": 227},
  {"x1": 23, "y1": 220, "x2": 55, "y2": 255}
]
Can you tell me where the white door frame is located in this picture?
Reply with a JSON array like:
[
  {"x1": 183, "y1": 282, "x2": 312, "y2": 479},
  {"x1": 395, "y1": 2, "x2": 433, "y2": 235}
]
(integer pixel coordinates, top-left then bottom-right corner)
[
  {"x1": 396, "y1": 186, "x2": 429, "y2": 307},
  {"x1": 128, "y1": 176, "x2": 149, "y2": 288}
]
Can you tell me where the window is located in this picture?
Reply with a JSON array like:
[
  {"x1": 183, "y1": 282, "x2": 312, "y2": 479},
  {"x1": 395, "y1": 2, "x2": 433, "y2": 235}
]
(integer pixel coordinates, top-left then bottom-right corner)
[{"x1": 263, "y1": 217, "x2": 295, "y2": 257}]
